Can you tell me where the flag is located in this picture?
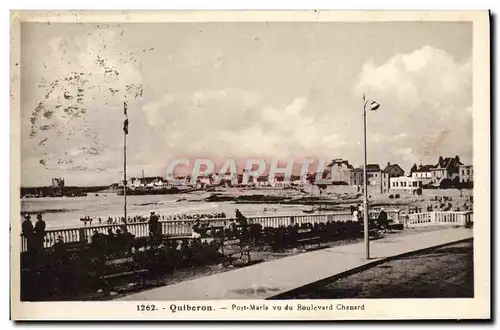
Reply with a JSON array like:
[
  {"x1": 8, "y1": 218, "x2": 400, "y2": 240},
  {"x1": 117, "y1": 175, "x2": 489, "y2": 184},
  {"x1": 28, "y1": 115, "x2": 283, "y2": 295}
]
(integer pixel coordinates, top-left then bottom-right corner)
[{"x1": 123, "y1": 101, "x2": 129, "y2": 134}]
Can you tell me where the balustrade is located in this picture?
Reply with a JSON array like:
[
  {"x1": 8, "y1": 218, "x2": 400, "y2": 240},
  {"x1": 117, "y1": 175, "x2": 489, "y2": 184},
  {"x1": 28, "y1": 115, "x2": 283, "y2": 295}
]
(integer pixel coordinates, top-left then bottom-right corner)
[{"x1": 20, "y1": 209, "x2": 470, "y2": 252}]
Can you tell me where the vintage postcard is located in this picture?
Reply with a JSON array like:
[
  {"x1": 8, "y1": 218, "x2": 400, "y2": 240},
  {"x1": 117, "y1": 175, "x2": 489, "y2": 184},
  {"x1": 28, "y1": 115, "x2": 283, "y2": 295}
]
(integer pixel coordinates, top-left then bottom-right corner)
[{"x1": 10, "y1": 10, "x2": 490, "y2": 321}]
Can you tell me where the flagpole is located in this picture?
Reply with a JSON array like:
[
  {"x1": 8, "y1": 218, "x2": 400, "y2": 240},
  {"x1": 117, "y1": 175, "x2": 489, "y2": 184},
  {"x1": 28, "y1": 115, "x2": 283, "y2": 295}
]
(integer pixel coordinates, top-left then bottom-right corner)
[
  {"x1": 124, "y1": 126, "x2": 127, "y2": 227},
  {"x1": 124, "y1": 101, "x2": 128, "y2": 228}
]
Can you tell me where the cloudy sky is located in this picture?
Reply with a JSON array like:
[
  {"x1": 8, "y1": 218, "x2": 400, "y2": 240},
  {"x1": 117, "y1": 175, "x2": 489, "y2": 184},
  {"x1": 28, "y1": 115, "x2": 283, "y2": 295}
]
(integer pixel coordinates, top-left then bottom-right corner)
[{"x1": 20, "y1": 21, "x2": 472, "y2": 186}]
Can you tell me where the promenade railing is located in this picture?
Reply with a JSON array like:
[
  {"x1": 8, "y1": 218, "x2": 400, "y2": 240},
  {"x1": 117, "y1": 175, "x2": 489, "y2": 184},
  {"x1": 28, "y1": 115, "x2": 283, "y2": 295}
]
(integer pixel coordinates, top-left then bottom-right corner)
[
  {"x1": 21, "y1": 209, "x2": 470, "y2": 252},
  {"x1": 405, "y1": 211, "x2": 473, "y2": 228}
]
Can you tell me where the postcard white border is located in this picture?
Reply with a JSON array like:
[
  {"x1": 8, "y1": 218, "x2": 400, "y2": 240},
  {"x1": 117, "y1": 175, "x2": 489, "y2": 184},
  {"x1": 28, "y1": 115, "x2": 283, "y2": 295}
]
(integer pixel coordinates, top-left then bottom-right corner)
[{"x1": 10, "y1": 10, "x2": 490, "y2": 321}]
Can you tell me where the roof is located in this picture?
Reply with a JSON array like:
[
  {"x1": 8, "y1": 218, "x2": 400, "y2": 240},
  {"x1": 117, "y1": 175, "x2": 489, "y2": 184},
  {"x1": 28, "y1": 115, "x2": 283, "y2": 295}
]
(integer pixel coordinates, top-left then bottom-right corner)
[
  {"x1": 414, "y1": 164, "x2": 434, "y2": 172},
  {"x1": 364, "y1": 164, "x2": 381, "y2": 172},
  {"x1": 326, "y1": 159, "x2": 354, "y2": 169},
  {"x1": 436, "y1": 157, "x2": 464, "y2": 169},
  {"x1": 382, "y1": 164, "x2": 404, "y2": 173}
]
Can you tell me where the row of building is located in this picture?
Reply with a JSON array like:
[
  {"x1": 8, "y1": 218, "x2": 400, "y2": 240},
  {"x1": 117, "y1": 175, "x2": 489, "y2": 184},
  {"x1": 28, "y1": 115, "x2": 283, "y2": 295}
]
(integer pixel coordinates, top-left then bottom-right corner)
[
  {"x1": 325, "y1": 156, "x2": 473, "y2": 194},
  {"x1": 123, "y1": 155, "x2": 473, "y2": 194}
]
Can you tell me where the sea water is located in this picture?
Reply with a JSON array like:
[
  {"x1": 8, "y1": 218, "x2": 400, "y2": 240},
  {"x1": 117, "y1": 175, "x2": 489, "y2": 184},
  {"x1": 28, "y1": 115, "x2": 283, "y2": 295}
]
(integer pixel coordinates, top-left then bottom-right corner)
[{"x1": 20, "y1": 193, "x2": 307, "y2": 229}]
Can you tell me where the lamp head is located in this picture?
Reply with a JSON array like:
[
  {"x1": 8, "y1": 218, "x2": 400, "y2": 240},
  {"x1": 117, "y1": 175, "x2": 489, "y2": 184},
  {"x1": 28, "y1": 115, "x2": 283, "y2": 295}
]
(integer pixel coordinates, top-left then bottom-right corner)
[{"x1": 369, "y1": 100, "x2": 380, "y2": 111}]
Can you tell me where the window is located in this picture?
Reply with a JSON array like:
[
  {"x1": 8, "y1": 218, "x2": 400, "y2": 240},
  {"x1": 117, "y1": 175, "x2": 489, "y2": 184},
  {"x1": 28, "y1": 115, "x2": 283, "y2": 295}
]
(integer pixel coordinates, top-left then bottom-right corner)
[{"x1": 413, "y1": 182, "x2": 417, "y2": 187}]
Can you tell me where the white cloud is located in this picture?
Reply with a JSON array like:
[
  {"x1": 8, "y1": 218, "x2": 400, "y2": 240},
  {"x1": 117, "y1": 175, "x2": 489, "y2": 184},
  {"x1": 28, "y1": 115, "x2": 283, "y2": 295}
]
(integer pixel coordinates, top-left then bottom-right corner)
[{"x1": 355, "y1": 45, "x2": 472, "y2": 167}]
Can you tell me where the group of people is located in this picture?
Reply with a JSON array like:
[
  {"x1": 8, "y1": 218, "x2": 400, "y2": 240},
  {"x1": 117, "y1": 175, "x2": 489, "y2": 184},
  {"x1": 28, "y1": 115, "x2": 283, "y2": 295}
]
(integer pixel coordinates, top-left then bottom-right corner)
[
  {"x1": 21, "y1": 213, "x2": 46, "y2": 253},
  {"x1": 164, "y1": 212, "x2": 227, "y2": 221},
  {"x1": 191, "y1": 209, "x2": 248, "y2": 239},
  {"x1": 79, "y1": 212, "x2": 228, "y2": 227},
  {"x1": 350, "y1": 205, "x2": 389, "y2": 229}
]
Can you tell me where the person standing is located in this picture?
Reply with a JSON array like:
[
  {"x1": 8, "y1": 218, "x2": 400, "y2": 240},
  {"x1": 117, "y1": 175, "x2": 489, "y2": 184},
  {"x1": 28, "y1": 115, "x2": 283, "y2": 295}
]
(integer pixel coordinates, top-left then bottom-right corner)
[
  {"x1": 149, "y1": 211, "x2": 160, "y2": 238},
  {"x1": 352, "y1": 207, "x2": 359, "y2": 222},
  {"x1": 192, "y1": 219, "x2": 202, "y2": 239},
  {"x1": 34, "y1": 213, "x2": 46, "y2": 252},
  {"x1": 377, "y1": 207, "x2": 388, "y2": 230},
  {"x1": 21, "y1": 214, "x2": 34, "y2": 252},
  {"x1": 235, "y1": 209, "x2": 249, "y2": 241},
  {"x1": 357, "y1": 204, "x2": 364, "y2": 223}
]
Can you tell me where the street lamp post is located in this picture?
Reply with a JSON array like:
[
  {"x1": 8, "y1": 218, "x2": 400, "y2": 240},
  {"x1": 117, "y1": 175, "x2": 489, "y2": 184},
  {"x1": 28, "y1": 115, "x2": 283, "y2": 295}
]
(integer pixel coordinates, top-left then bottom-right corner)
[{"x1": 362, "y1": 94, "x2": 380, "y2": 260}]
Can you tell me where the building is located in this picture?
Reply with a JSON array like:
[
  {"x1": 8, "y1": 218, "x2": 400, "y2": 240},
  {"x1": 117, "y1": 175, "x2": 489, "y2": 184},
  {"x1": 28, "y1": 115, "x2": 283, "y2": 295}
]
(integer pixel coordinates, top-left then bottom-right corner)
[
  {"x1": 197, "y1": 175, "x2": 213, "y2": 187},
  {"x1": 167, "y1": 177, "x2": 189, "y2": 186},
  {"x1": 459, "y1": 165, "x2": 473, "y2": 183},
  {"x1": 344, "y1": 168, "x2": 364, "y2": 186},
  {"x1": 365, "y1": 164, "x2": 382, "y2": 186},
  {"x1": 128, "y1": 176, "x2": 165, "y2": 188},
  {"x1": 213, "y1": 172, "x2": 238, "y2": 186},
  {"x1": 390, "y1": 176, "x2": 423, "y2": 194},
  {"x1": 326, "y1": 158, "x2": 354, "y2": 184},
  {"x1": 237, "y1": 170, "x2": 258, "y2": 186},
  {"x1": 430, "y1": 156, "x2": 463, "y2": 186},
  {"x1": 268, "y1": 173, "x2": 290, "y2": 188},
  {"x1": 411, "y1": 164, "x2": 434, "y2": 185},
  {"x1": 381, "y1": 163, "x2": 405, "y2": 194},
  {"x1": 256, "y1": 175, "x2": 270, "y2": 187}
]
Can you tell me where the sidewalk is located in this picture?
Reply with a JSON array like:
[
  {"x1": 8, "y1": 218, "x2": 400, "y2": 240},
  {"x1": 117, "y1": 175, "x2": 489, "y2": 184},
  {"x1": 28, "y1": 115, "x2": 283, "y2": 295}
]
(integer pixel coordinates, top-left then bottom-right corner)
[{"x1": 117, "y1": 227, "x2": 473, "y2": 301}]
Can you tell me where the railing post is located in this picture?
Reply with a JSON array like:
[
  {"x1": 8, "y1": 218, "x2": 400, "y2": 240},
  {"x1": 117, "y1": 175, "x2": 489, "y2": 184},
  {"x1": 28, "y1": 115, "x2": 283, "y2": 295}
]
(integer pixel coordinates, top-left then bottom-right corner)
[
  {"x1": 78, "y1": 227, "x2": 87, "y2": 243},
  {"x1": 460, "y1": 212, "x2": 467, "y2": 226}
]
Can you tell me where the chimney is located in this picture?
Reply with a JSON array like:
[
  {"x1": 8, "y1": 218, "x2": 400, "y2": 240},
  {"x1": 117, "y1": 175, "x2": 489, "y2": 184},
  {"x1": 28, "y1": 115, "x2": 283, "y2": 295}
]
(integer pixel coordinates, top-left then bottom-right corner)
[{"x1": 387, "y1": 162, "x2": 390, "y2": 167}]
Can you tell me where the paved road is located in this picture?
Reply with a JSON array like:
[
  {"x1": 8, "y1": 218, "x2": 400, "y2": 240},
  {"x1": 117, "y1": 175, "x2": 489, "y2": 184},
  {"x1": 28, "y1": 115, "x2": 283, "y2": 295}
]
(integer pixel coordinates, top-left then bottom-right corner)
[{"x1": 117, "y1": 227, "x2": 473, "y2": 301}]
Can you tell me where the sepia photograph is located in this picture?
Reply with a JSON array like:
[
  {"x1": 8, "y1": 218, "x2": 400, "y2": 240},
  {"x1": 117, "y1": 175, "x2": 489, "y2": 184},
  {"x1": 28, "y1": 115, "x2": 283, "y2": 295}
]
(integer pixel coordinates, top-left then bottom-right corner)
[{"x1": 10, "y1": 10, "x2": 490, "y2": 320}]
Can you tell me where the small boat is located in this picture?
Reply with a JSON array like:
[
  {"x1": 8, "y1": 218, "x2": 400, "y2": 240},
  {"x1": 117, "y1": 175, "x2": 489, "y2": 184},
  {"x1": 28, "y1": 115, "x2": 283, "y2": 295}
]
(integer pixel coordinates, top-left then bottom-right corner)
[{"x1": 302, "y1": 207, "x2": 316, "y2": 214}]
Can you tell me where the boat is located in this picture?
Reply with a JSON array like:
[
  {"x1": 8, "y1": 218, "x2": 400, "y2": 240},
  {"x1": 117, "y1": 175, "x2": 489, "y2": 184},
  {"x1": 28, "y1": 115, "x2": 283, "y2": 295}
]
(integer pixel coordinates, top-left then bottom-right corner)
[{"x1": 302, "y1": 207, "x2": 316, "y2": 214}]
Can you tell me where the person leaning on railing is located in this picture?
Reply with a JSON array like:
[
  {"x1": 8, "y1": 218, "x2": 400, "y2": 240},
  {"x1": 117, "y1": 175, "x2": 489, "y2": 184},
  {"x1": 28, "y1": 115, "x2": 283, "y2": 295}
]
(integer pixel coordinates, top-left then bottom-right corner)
[
  {"x1": 192, "y1": 219, "x2": 202, "y2": 239},
  {"x1": 148, "y1": 211, "x2": 160, "y2": 239},
  {"x1": 34, "y1": 213, "x2": 46, "y2": 252}
]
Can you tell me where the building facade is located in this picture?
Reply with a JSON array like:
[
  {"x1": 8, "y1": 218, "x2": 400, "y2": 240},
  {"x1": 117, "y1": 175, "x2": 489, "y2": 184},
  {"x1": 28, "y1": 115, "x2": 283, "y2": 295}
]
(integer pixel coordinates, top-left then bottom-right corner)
[
  {"x1": 459, "y1": 165, "x2": 473, "y2": 183},
  {"x1": 390, "y1": 176, "x2": 423, "y2": 194},
  {"x1": 411, "y1": 164, "x2": 434, "y2": 185},
  {"x1": 344, "y1": 168, "x2": 364, "y2": 186},
  {"x1": 326, "y1": 159, "x2": 354, "y2": 184},
  {"x1": 430, "y1": 156, "x2": 463, "y2": 186},
  {"x1": 381, "y1": 163, "x2": 405, "y2": 194},
  {"x1": 128, "y1": 176, "x2": 165, "y2": 188},
  {"x1": 365, "y1": 164, "x2": 382, "y2": 186}
]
